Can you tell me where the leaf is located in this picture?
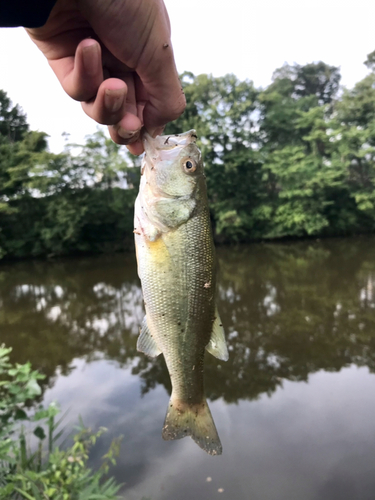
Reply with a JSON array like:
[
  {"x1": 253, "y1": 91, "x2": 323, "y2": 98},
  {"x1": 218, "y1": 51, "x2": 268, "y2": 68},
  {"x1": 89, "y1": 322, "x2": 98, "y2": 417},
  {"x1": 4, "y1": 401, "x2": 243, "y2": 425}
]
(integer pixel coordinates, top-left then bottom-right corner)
[
  {"x1": 33, "y1": 426, "x2": 46, "y2": 441},
  {"x1": 13, "y1": 487, "x2": 36, "y2": 500},
  {"x1": 25, "y1": 379, "x2": 42, "y2": 397},
  {"x1": 14, "y1": 409, "x2": 28, "y2": 421}
]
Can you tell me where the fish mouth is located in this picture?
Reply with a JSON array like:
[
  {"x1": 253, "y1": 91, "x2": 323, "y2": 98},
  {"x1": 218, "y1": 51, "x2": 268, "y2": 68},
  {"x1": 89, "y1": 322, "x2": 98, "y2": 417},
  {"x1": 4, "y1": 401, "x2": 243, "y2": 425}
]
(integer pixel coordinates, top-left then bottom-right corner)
[{"x1": 143, "y1": 130, "x2": 197, "y2": 161}]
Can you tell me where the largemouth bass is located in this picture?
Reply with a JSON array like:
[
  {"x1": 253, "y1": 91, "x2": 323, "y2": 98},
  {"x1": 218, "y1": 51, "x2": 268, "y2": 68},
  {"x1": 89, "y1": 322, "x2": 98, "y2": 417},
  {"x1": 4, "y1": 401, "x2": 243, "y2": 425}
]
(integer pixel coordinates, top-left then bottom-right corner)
[{"x1": 134, "y1": 130, "x2": 228, "y2": 455}]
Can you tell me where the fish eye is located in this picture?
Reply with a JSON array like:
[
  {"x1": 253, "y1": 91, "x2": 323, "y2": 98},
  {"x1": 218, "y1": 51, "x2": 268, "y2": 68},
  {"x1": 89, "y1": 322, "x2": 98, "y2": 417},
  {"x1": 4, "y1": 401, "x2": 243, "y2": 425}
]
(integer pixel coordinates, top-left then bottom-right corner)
[{"x1": 182, "y1": 158, "x2": 197, "y2": 173}]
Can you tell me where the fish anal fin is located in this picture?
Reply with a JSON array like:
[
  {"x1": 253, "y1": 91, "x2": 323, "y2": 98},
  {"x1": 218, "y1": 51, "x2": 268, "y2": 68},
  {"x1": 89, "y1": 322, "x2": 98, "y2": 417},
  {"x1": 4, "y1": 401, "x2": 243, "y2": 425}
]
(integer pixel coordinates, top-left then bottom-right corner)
[
  {"x1": 162, "y1": 396, "x2": 222, "y2": 456},
  {"x1": 137, "y1": 316, "x2": 162, "y2": 358},
  {"x1": 206, "y1": 308, "x2": 229, "y2": 361}
]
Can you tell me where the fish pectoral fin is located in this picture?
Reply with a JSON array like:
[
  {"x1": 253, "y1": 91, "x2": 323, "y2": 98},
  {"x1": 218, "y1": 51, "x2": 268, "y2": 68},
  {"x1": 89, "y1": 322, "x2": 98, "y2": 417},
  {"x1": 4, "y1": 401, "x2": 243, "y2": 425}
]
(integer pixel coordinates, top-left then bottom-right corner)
[
  {"x1": 137, "y1": 316, "x2": 162, "y2": 358},
  {"x1": 206, "y1": 308, "x2": 229, "y2": 361},
  {"x1": 154, "y1": 198, "x2": 196, "y2": 228}
]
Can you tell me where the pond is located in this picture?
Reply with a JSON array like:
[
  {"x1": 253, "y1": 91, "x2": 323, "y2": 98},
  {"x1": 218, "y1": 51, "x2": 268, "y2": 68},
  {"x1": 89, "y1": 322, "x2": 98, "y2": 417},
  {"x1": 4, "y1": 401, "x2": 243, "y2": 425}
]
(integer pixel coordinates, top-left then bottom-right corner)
[{"x1": 1, "y1": 237, "x2": 375, "y2": 500}]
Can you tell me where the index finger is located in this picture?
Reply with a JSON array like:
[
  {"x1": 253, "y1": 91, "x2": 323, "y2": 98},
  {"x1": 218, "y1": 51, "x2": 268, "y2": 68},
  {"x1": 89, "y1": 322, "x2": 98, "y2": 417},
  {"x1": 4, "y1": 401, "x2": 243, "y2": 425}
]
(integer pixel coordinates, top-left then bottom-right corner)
[
  {"x1": 81, "y1": 0, "x2": 186, "y2": 136},
  {"x1": 137, "y1": 42, "x2": 186, "y2": 136}
]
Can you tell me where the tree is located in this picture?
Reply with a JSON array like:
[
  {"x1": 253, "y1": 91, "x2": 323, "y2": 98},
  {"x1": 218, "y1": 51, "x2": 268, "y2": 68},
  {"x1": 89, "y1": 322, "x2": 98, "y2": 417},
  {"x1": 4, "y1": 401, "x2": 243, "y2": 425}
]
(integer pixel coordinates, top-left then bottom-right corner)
[
  {"x1": 2, "y1": 53, "x2": 375, "y2": 259},
  {"x1": 0, "y1": 90, "x2": 28, "y2": 142},
  {"x1": 0, "y1": 93, "x2": 139, "y2": 260},
  {"x1": 165, "y1": 73, "x2": 264, "y2": 240}
]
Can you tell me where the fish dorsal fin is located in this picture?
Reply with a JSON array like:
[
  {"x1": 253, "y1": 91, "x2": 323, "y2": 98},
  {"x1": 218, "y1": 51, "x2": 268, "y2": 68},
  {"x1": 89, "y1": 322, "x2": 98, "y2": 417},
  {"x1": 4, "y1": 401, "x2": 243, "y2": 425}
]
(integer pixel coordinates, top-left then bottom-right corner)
[
  {"x1": 206, "y1": 308, "x2": 229, "y2": 361},
  {"x1": 137, "y1": 316, "x2": 162, "y2": 358}
]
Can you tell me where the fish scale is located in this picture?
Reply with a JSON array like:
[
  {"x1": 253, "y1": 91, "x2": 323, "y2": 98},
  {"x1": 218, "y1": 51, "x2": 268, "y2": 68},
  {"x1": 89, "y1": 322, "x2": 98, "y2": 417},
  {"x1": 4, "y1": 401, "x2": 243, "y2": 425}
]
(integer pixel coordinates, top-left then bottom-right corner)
[
  {"x1": 134, "y1": 130, "x2": 228, "y2": 455},
  {"x1": 139, "y1": 208, "x2": 214, "y2": 399}
]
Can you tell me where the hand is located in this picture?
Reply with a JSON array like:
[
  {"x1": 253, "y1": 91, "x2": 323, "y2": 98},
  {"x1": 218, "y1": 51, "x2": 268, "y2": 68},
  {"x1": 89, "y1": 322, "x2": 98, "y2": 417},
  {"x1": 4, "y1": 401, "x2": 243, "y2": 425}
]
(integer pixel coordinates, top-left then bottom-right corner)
[{"x1": 26, "y1": 0, "x2": 186, "y2": 155}]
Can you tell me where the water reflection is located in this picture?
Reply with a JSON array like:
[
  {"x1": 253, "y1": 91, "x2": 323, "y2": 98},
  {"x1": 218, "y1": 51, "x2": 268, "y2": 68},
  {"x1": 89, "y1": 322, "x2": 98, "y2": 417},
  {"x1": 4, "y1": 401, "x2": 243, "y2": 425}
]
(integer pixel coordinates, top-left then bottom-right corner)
[
  {"x1": 0, "y1": 255, "x2": 143, "y2": 392},
  {"x1": 1, "y1": 237, "x2": 375, "y2": 404},
  {"x1": 2, "y1": 238, "x2": 375, "y2": 499}
]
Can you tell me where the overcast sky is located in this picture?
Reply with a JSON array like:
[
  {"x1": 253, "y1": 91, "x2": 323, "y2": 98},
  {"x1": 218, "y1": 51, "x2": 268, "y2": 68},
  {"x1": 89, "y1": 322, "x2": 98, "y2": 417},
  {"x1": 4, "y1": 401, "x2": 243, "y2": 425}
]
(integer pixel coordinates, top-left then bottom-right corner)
[{"x1": 0, "y1": 0, "x2": 373, "y2": 153}]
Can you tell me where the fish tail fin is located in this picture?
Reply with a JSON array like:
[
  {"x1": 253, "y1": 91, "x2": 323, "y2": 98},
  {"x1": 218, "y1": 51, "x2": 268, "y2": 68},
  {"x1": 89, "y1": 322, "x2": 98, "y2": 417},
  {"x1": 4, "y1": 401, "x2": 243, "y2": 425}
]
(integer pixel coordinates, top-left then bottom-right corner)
[{"x1": 162, "y1": 396, "x2": 222, "y2": 456}]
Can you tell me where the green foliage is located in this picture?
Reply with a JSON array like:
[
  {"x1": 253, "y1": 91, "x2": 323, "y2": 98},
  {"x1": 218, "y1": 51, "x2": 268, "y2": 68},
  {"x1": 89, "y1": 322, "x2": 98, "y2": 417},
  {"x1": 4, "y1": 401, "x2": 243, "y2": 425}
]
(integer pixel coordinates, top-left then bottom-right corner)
[
  {"x1": 0, "y1": 346, "x2": 122, "y2": 499},
  {"x1": 2, "y1": 53, "x2": 375, "y2": 258},
  {"x1": 0, "y1": 120, "x2": 138, "y2": 259},
  {"x1": 165, "y1": 59, "x2": 375, "y2": 241},
  {"x1": 165, "y1": 72, "x2": 263, "y2": 240},
  {"x1": 0, "y1": 90, "x2": 28, "y2": 142}
]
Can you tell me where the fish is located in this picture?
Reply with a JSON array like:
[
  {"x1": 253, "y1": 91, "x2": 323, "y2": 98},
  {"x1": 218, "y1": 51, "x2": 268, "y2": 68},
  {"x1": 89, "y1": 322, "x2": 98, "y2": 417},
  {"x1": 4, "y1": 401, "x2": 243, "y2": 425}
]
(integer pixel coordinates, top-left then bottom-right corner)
[{"x1": 133, "y1": 130, "x2": 228, "y2": 455}]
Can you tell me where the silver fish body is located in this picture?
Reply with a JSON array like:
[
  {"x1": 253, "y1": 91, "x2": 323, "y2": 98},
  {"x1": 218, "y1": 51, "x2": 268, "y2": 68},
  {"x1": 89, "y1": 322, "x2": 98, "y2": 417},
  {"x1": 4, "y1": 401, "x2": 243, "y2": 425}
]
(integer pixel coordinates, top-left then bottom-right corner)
[{"x1": 134, "y1": 130, "x2": 228, "y2": 455}]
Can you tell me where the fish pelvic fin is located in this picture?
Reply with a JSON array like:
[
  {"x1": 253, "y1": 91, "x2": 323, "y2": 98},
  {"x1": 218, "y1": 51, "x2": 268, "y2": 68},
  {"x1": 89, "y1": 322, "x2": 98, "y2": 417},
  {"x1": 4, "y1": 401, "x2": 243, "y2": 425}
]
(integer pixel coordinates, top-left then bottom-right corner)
[
  {"x1": 162, "y1": 396, "x2": 222, "y2": 456},
  {"x1": 137, "y1": 316, "x2": 162, "y2": 358},
  {"x1": 206, "y1": 308, "x2": 229, "y2": 361}
]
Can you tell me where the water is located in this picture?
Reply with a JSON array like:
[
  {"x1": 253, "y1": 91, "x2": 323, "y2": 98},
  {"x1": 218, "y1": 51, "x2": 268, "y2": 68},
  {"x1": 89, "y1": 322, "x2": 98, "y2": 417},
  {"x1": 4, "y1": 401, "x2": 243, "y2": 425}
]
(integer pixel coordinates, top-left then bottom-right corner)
[{"x1": 1, "y1": 237, "x2": 375, "y2": 500}]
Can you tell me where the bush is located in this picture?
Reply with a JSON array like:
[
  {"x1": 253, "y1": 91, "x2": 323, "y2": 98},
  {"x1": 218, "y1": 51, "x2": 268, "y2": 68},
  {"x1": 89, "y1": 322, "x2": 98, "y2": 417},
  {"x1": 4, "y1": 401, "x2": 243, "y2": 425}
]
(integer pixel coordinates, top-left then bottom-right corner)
[{"x1": 0, "y1": 346, "x2": 123, "y2": 500}]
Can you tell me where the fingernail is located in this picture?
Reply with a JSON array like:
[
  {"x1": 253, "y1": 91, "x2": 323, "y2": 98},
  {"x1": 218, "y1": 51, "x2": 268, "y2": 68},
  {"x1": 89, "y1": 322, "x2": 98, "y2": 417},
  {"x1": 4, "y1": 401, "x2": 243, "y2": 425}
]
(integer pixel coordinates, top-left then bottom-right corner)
[
  {"x1": 82, "y1": 43, "x2": 101, "y2": 77},
  {"x1": 104, "y1": 89, "x2": 124, "y2": 113},
  {"x1": 118, "y1": 128, "x2": 140, "y2": 141}
]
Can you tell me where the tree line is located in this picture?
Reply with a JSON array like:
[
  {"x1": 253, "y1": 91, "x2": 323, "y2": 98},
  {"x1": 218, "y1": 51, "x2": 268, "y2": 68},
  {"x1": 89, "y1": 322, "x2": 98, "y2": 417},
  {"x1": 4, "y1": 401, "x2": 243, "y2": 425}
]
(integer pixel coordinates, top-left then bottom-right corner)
[{"x1": 1, "y1": 53, "x2": 375, "y2": 260}]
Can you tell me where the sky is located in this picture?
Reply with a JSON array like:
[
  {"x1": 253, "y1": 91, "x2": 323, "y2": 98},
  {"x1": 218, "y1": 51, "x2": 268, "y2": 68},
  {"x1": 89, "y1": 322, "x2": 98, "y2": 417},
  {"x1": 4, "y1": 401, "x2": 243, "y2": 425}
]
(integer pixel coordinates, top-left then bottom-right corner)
[{"x1": 0, "y1": 0, "x2": 374, "y2": 153}]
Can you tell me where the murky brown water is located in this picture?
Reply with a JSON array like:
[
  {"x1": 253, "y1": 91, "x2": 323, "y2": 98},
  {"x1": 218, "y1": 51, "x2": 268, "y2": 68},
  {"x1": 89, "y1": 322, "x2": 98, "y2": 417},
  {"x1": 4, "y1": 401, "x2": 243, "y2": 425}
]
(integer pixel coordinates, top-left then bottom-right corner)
[{"x1": 1, "y1": 237, "x2": 375, "y2": 500}]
